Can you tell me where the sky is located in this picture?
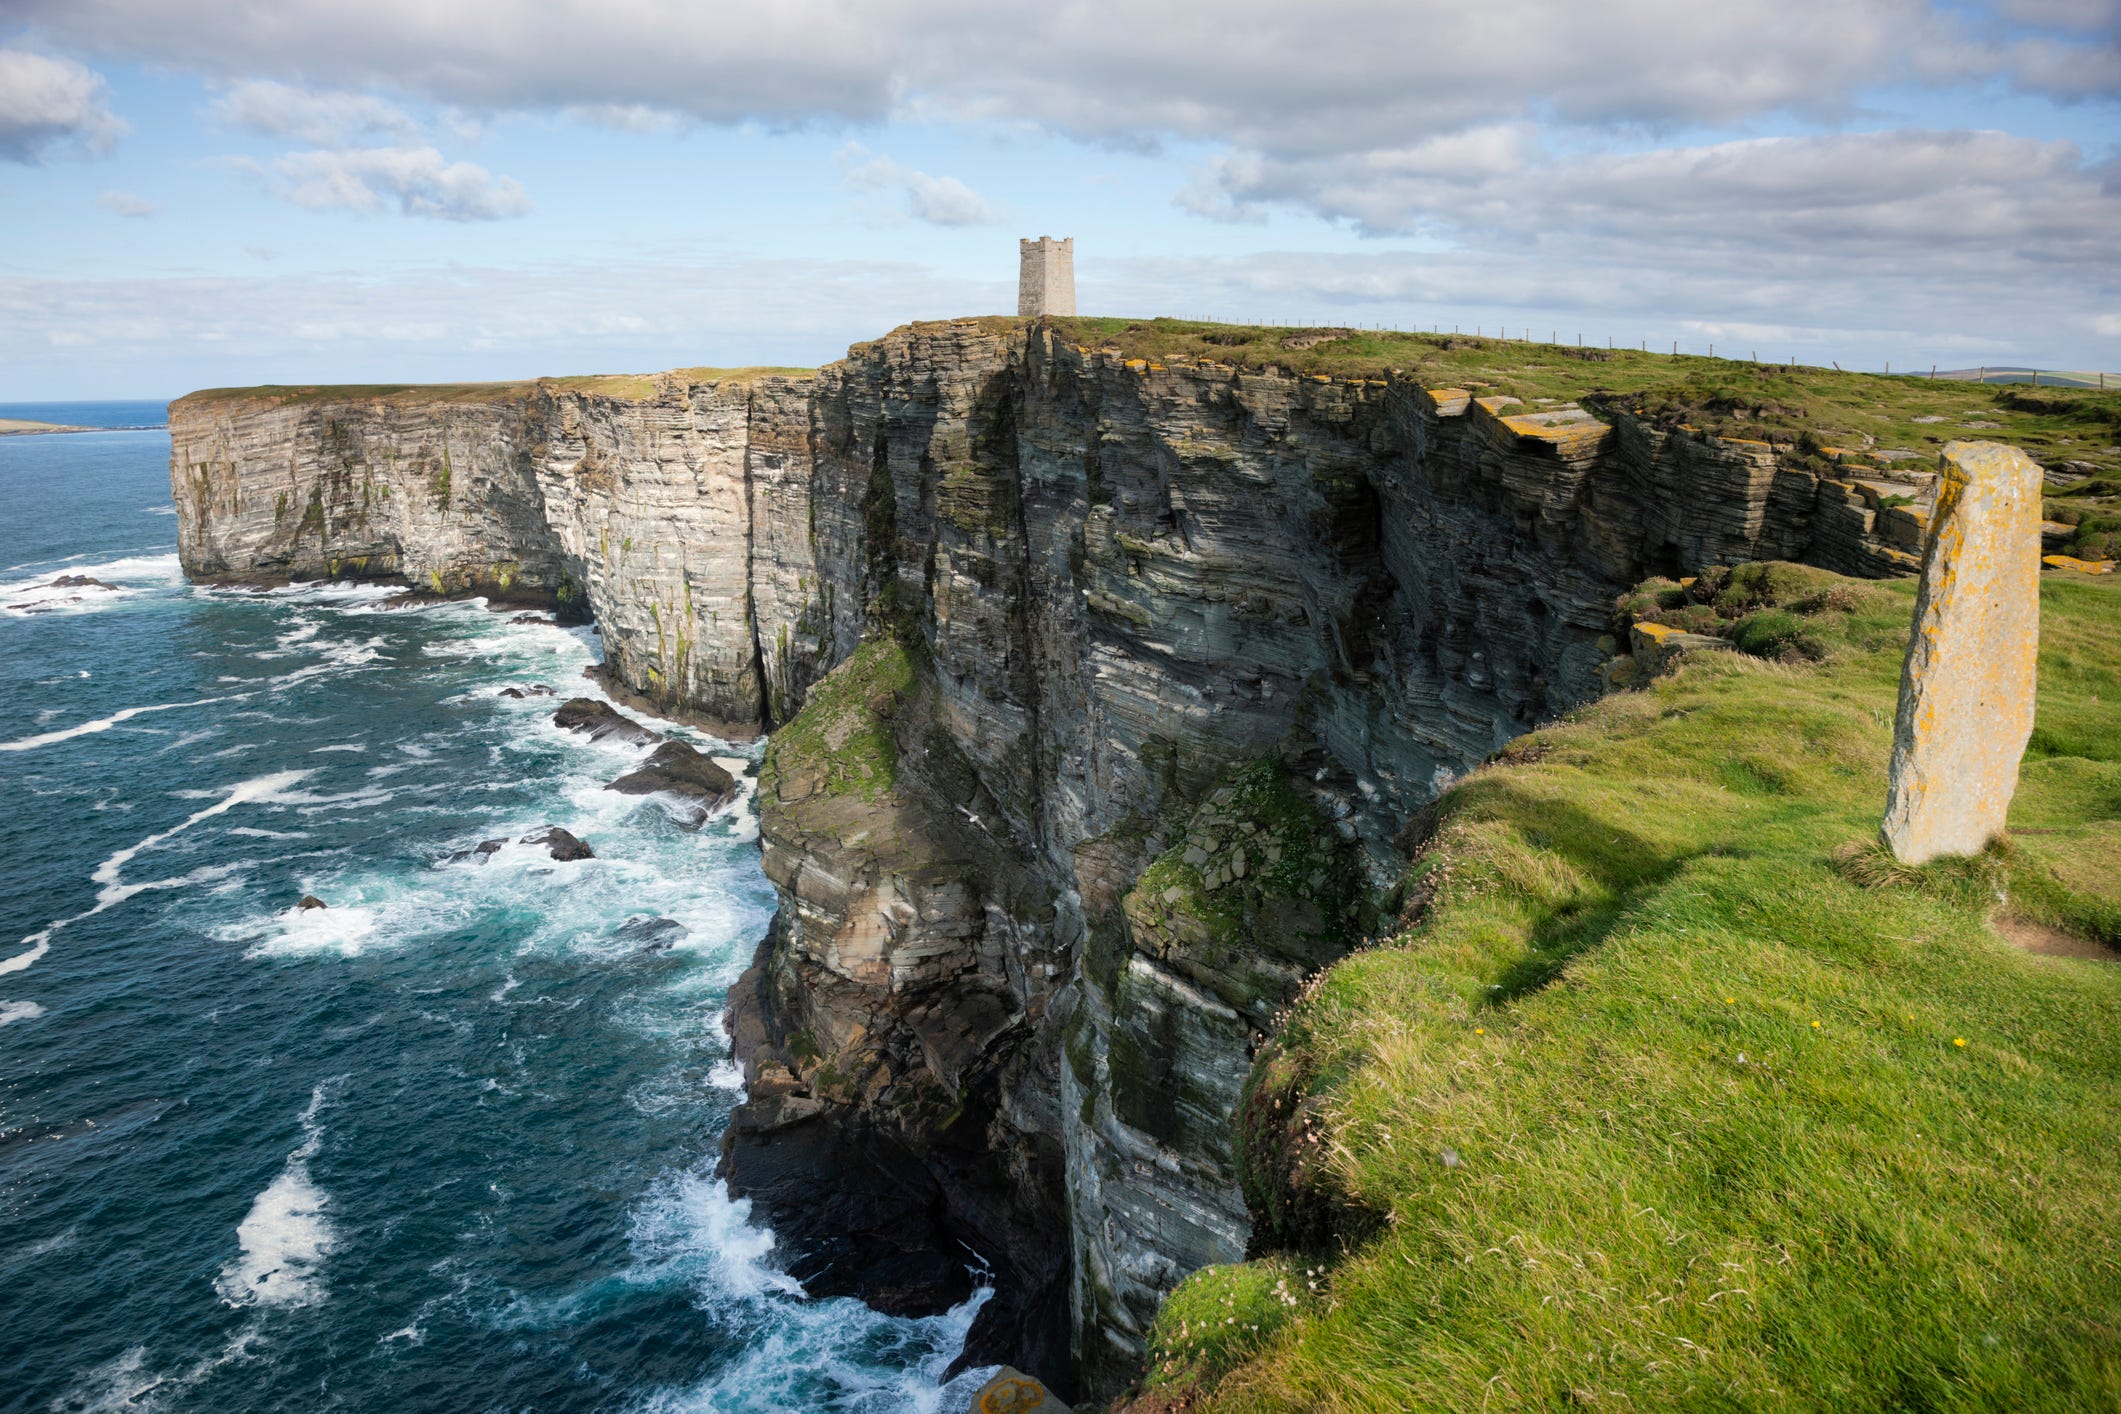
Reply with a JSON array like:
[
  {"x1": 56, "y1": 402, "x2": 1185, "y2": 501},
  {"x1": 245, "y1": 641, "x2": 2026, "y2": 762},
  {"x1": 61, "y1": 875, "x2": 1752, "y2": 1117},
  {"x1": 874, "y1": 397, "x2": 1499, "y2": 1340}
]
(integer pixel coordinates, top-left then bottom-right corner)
[{"x1": 0, "y1": 0, "x2": 2116, "y2": 400}]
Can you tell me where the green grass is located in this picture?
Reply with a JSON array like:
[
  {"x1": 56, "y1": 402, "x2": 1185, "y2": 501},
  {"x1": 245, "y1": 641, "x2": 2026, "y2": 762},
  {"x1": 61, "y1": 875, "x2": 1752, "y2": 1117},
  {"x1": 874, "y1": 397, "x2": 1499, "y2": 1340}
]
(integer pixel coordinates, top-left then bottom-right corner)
[
  {"x1": 757, "y1": 636, "x2": 913, "y2": 803},
  {"x1": 1046, "y1": 317, "x2": 2121, "y2": 481},
  {"x1": 1140, "y1": 568, "x2": 2121, "y2": 1412},
  {"x1": 173, "y1": 366, "x2": 817, "y2": 409}
]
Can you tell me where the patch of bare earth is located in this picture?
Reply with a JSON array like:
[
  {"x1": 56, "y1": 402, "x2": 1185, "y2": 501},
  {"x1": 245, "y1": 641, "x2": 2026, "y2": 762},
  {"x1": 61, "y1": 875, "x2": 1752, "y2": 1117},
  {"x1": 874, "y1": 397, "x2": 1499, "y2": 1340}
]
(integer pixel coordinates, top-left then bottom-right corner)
[{"x1": 1993, "y1": 914, "x2": 2121, "y2": 961}]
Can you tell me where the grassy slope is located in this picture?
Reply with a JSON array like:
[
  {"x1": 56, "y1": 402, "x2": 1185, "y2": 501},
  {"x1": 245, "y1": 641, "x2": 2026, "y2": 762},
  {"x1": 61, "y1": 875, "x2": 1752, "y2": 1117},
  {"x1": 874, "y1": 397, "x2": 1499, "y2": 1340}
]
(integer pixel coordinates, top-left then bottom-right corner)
[{"x1": 1142, "y1": 570, "x2": 2121, "y2": 1412}]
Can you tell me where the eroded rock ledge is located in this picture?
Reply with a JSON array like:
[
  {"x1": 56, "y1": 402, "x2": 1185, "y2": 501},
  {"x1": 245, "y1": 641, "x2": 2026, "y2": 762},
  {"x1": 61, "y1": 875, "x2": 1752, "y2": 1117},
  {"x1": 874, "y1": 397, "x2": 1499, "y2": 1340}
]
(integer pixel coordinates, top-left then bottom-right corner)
[{"x1": 169, "y1": 320, "x2": 1923, "y2": 1400}]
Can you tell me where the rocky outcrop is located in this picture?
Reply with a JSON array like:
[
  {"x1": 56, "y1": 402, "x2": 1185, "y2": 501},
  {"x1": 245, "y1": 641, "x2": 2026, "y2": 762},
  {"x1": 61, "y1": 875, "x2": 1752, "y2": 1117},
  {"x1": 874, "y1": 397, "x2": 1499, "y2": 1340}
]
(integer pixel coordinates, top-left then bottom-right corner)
[
  {"x1": 607, "y1": 740, "x2": 740, "y2": 818},
  {"x1": 170, "y1": 320, "x2": 1937, "y2": 1400}
]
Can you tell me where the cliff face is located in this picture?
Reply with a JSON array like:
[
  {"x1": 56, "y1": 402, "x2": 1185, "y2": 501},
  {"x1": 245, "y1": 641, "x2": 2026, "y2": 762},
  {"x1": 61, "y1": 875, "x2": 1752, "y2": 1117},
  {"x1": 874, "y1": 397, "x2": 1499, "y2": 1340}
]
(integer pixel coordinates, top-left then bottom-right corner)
[
  {"x1": 170, "y1": 373, "x2": 829, "y2": 735},
  {"x1": 169, "y1": 322, "x2": 1922, "y2": 1398}
]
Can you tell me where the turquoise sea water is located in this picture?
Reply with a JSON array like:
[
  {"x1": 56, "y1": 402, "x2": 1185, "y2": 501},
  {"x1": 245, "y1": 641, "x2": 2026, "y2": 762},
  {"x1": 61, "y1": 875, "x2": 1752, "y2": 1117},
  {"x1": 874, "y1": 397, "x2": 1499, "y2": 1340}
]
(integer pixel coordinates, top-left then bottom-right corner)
[{"x1": 0, "y1": 407, "x2": 987, "y2": 1412}]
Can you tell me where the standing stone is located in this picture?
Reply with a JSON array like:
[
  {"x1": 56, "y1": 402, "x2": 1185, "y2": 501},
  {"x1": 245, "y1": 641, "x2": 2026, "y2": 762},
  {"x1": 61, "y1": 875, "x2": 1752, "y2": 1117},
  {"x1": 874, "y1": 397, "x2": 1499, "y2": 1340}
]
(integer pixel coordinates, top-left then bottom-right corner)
[{"x1": 1881, "y1": 441, "x2": 2042, "y2": 864}]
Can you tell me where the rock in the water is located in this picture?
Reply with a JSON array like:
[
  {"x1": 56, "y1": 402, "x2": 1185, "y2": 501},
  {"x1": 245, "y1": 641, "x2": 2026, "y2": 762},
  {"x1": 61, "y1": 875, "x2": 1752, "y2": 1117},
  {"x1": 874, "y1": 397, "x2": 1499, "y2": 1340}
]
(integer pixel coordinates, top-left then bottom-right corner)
[
  {"x1": 1882, "y1": 440, "x2": 2042, "y2": 864},
  {"x1": 605, "y1": 740, "x2": 738, "y2": 814},
  {"x1": 612, "y1": 916, "x2": 689, "y2": 951},
  {"x1": 441, "y1": 838, "x2": 508, "y2": 866},
  {"x1": 500, "y1": 684, "x2": 555, "y2": 699},
  {"x1": 296, "y1": 894, "x2": 328, "y2": 910},
  {"x1": 552, "y1": 697, "x2": 661, "y2": 746},
  {"x1": 48, "y1": 575, "x2": 118, "y2": 591},
  {"x1": 520, "y1": 826, "x2": 594, "y2": 861}
]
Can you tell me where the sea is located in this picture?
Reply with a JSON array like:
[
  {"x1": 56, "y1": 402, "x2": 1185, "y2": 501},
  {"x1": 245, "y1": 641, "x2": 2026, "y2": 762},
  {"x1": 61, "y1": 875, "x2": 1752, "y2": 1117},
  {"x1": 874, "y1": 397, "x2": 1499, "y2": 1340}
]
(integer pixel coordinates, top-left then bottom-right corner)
[{"x1": 0, "y1": 403, "x2": 990, "y2": 1413}]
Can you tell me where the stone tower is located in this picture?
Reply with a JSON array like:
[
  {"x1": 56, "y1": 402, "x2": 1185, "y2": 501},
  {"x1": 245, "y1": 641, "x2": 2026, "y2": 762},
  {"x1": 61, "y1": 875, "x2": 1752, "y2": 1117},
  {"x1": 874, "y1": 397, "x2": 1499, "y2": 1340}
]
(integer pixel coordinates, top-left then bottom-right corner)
[{"x1": 1018, "y1": 236, "x2": 1075, "y2": 317}]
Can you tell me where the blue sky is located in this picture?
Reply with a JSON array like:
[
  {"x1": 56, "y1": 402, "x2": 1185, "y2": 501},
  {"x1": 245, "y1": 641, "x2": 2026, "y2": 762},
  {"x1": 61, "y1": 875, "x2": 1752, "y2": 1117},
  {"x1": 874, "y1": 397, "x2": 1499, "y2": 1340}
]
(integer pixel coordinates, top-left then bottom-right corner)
[{"x1": 1, "y1": 0, "x2": 2116, "y2": 399}]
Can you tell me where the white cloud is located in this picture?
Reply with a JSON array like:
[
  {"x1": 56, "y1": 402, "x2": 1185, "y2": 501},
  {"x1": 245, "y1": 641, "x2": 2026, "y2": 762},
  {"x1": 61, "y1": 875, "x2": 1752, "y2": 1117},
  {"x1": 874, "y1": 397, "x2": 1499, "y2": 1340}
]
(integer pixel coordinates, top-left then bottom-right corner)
[
  {"x1": 840, "y1": 144, "x2": 998, "y2": 226},
  {"x1": 1182, "y1": 130, "x2": 2120, "y2": 287},
  {"x1": 0, "y1": 49, "x2": 127, "y2": 162},
  {"x1": 260, "y1": 146, "x2": 530, "y2": 220},
  {"x1": 97, "y1": 188, "x2": 153, "y2": 216},
  {"x1": 210, "y1": 79, "x2": 421, "y2": 145},
  {"x1": 19, "y1": 0, "x2": 2102, "y2": 142},
  {"x1": 0, "y1": 254, "x2": 1008, "y2": 397},
  {"x1": 564, "y1": 102, "x2": 690, "y2": 135}
]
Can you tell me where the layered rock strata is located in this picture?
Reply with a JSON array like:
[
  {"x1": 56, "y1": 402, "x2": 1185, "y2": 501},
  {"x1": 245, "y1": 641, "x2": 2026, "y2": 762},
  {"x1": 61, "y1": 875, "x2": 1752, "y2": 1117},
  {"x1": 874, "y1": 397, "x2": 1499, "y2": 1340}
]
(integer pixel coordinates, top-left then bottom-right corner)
[{"x1": 170, "y1": 321, "x2": 1930, "y2": 1398}]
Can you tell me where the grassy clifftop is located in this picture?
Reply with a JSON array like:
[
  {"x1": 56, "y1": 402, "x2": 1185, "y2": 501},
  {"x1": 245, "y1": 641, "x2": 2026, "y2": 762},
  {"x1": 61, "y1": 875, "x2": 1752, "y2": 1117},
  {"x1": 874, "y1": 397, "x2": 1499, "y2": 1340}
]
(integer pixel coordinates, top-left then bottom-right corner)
[
  {"x1": 1135, "y1": 566, "x2": 2121, "y2": 1411},
  {"x1": 172, "y1": 366, "x2": 816, "y2": 410},
  {"x1": 1048, "y1": 317, "x2": 2121, "y2": 484}
]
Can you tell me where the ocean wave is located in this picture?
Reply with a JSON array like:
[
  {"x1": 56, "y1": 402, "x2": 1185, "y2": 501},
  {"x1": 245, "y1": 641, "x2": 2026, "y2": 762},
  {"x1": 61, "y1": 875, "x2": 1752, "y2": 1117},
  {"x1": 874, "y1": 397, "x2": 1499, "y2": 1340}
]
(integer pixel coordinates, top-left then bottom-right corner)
[
  {"x1": 242, "y1": 904, "x2": 380, "y2": 959},
  {"x1": 0, "y1": 552, "x2": 183, "y2": 618},
  {"x1": 0, "y1": 696, "x2": 244, "y2": 753},
  {"x1": 0, "y1": 998, "x2": 46, "y2": 1027},
  {"x1": 216, "y1": 1085, "x2": 339, "y2": 1310},
  {"x1": 2, "y1": 771, "x2": 312, "y2": 980}
]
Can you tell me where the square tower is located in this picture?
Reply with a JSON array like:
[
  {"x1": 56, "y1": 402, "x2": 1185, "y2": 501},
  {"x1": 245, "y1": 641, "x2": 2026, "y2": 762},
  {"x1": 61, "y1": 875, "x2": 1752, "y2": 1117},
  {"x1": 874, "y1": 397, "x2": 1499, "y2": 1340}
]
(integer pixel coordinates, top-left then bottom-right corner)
[{"x1": 1017, "y1": 236, "x2": 1076, "y2": 317}]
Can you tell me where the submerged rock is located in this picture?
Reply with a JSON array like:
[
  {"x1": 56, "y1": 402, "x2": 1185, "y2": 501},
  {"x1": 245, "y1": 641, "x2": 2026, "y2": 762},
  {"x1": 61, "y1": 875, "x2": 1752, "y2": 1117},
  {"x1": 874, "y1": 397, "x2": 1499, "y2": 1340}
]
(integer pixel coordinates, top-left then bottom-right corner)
[
  {"x1": 612, "y1": 916, "x2": 688, "y2": 951},
  {"x1": 439, "y1": 838, "x2": 507, "y2": 866},
  {"x1": 552, "y1": 697, "x2": 661, "y2": 746},
  {"x1": 520, "y1": 826, "x2": 594, "y2": 861},
  {"x1": 499, "y1": 684, "x2": 555, "y2": 699},
  {"x1": 48, "y1": 575, "x2": 118, "y2": 591},
  {"x1": 296, "y1": 894, "x2": 328, "y2": 910},
  {"x1": 605, "y1": 741, "x2": 738, "y2": 816}
]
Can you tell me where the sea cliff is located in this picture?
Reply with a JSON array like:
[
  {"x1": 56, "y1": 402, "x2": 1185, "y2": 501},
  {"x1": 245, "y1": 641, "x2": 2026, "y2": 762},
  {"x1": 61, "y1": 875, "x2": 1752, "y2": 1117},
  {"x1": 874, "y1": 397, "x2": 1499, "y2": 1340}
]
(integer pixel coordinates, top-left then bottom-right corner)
[{"x1": 169, "y1": 319, "x2": 1950, "y2": 1398}]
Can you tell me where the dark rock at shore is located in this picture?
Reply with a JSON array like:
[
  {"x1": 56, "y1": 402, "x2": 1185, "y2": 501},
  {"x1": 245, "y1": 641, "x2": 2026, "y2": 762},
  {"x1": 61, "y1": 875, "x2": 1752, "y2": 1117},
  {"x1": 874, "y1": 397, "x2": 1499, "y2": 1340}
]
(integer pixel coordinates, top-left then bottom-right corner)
[
  {"x1": 613, "y1": 916, "x2": 688, "y2": 951},
  {"x1": 521, "y1": 826, "x2": 594, "y2": 861},
  {"x1": 48, "y1": 575, "x2": 118, "y2": 591},
  {"x1": 508, "y1": 613, "x2": 551, "y2": 624},
  {"x1": 500, "y1": 684, "x2": 555, "y2": 699},
  {"x1": 606, "y1": 741, "x2": 738, "y2": 815},
  {"x1": 296, "y1": 894, "x2": 328, "y2": 910},
  {"x1": 553, "y1": 697, "x2": 662, "y2": 746}
]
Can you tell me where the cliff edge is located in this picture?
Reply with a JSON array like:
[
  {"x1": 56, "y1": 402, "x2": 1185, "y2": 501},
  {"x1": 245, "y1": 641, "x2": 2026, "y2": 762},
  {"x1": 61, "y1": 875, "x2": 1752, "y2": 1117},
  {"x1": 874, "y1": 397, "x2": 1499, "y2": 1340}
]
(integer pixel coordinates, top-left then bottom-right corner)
[{"x1": 168, "y1": 320, "x2": 2109, "y2": 1401}]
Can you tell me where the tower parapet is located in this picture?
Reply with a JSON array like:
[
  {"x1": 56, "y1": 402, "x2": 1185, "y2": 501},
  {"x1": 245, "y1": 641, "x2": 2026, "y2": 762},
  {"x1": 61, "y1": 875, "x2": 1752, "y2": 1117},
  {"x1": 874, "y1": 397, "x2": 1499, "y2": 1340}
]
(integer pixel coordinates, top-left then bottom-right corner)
[{"x1": 1018, "y1": 236, "x2": 1075, "y2": 317}]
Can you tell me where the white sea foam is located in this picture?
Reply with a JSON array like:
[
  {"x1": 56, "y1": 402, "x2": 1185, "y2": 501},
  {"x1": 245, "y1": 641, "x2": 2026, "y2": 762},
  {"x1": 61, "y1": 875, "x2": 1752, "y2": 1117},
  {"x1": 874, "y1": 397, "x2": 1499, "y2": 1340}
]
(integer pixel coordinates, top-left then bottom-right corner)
[
  {"x1": 0, "y1": 696, "x2": 243, "y2": 753},
  {"x1": 0, "y1": 935, "x2": 49, "y2": 975},
  {"x1": 54, "y1": 1322, "x2": 270, "y2": 1411},
  {"x1": 0, "y1": 552, "x2": 182, "y2": 618},
  {"x1": 0, "y1": 552, "x2": 182, "y2": 597},
  {"x1": 3, "y1": 770, "x2": 311, "y2": 979},
  {"x1": 217, "y1": 1086, "x2": 338, "y2": 1309},
  {"x1": 623, "y1": 1170, "x2": 994, "y2": 1414},
  {"x1": 0, "y1": 998, "x2": 46, "y2": 1026},
  {"x1": 268, "y1": 638, "x2": 388, "y2": 690},
  {"x1": 627, "y1": 1170, "x2": 801, "y2": 1302},
  {"x1": 243, "y1": 904, "x2": 379, "y2": 959}
]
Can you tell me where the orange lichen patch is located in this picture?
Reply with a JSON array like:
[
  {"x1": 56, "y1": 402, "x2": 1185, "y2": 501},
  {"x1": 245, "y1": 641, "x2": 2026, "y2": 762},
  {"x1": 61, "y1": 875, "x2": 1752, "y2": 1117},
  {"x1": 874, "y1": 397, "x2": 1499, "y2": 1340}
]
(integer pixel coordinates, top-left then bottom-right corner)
[
  {"x1": 1422, "y1": 388, "x2": 1473, "y2": 417},
  {"x1": 1679, "y1": 576, "x2": 1698, "y2": 588},
  {"x1": 1496, "y1": 406, "x2": 1612, "y2": 458},
  {"x1": 1125, "y1": 359, "x2": 1148, "y2": 372},
  {"x1": 1632, "y1": 621, "x2": 1685, "y2": 642},
  {"x1": 1718, "y1": 435, "x2": 1773, "y2": 449},
  {"x1": 2043, "y1": 554, "x2": 2117, "y2": 574},
  {"x1": 1310, "y1": 374, "x2": 1333, "y2": 383},
  {"x1": 1475, "y1": 395, "x2": 1525, "y2": 416}
]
